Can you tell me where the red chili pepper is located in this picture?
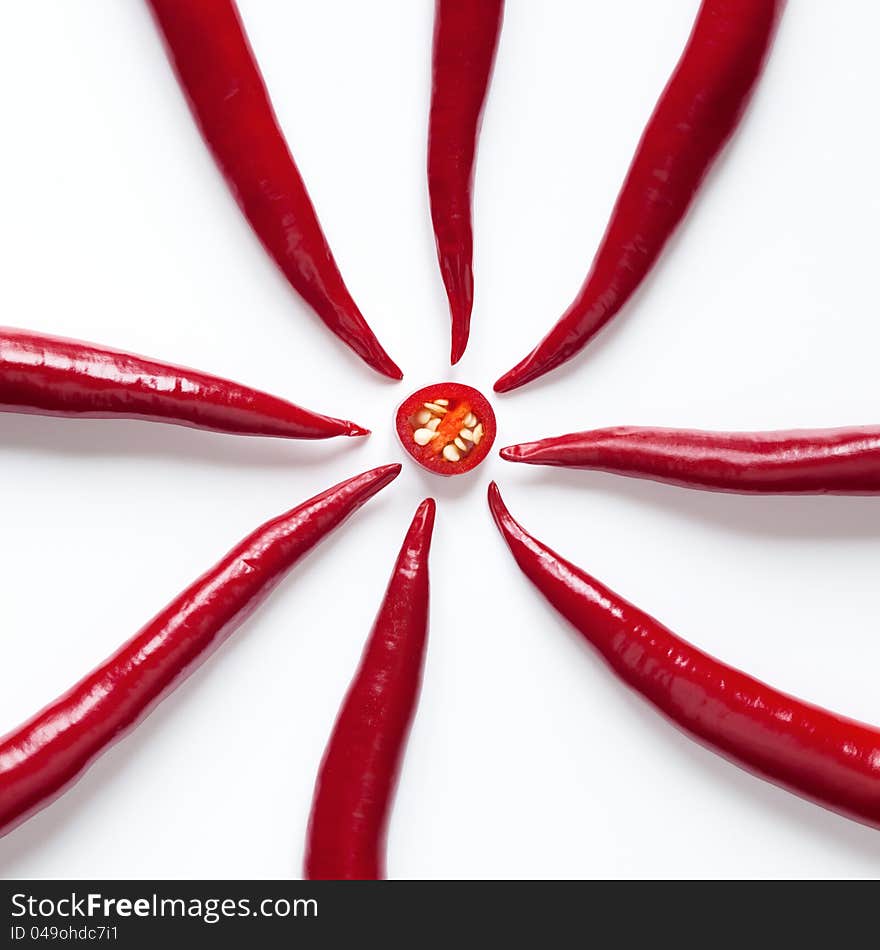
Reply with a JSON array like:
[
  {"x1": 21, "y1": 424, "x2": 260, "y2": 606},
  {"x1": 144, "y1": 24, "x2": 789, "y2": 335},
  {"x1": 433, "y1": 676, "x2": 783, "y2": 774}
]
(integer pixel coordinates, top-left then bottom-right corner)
[
  {"x1": 494, "y1": 0, "x2": 785, "y2": 393},
  {"x1": 395, "y1": 382, "x2": 496, "y2": 476},
  {"x1": 501, "y1": 425, "x2": 880, "y2": 494},
  {"x1": 488, "y1": 482, "x2": 880, "y2": 830},
  {"x1": 0, "y1": 327, "x2": 368, "y2": 440},
  {"x1": 146, "y1": 0, "x2": 402, "y2": 380},
  {"x1": 0, "y1": 464, "x2": 400, "y2": 838},
  {"x1": 304, "y1": 498, "x2": 436, "y2": 879},
  {"x1": 428, "y1": 0, "x2": 504, "y2": 364}
]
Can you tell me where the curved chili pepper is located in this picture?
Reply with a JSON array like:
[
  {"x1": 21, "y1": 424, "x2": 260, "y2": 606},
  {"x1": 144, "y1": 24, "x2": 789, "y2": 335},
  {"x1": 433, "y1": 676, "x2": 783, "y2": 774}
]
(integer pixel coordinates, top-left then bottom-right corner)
[
  {"x1": 494, "y1": 0, "x2": 785, "y2": 393},
  {"x1": 305, "y1": 498, "x2": 436, "y2": 879},
  {"x1": 0, "y1": 464, "x2": 400, "y2": 838},
  {"x1": 0, "y1": 327, "x2": 368, "y2": 440},
  {"x1": 488, "y1": 482, "x2": 880, "y2": 830},
  {"x1": 501, "y1": 425, "x2": 880, "y2": 494},
  {"x1": 428, "y1": 0, "x2": 504, "y2": 364},
  {"x1": 146, "y1": 0, "x2": 402, "y2": 380}
]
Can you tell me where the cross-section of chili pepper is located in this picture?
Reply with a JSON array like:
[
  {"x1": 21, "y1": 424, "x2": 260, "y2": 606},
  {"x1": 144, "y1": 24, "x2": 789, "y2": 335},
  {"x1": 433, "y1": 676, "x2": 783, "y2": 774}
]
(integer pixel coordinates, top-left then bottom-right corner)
[
  {"x1": 428, "y1": 0, "x2": 504, "y2": 364},
  {"x1": 0, "y1": 327, "x2": 368, "y2": 440},
  {"x1": 488, "y1": 482, "x2": 880, "y2": 831},
  {"x1": 146, "y1": 0, "x2": 402, "y2": 379},
  {"x1": 396, "y1": 382, "x2": 495, "y2": 475},
  {"x1": 494, "y1": 0, "x2": 786, "y2": 392},
  {"x1": 0, "y1": 464, "x2": 400, "y2": 838},
  {"x1": 305, "y1": 498, "x2": 435, "y2": 879},
  {"x1": 501, "y1": 425, "x2": 880, "y2": 494}
]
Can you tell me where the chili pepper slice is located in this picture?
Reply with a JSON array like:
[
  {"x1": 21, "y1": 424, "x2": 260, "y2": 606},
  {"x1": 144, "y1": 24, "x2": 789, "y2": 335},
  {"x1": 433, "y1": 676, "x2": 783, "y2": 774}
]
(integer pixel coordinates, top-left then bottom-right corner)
[
  {"x1": 305, "y1": 498, "x2": 435, "y2": 880},
  {"x1": 428, "y1": 0, "x2": 505, "y2": 364},
  {"x1": 0, "y1": 327, "x2": 368, "y2": 440},
  {"x1": 146, "y1": 0, "x2": 402, "y2": 380},
  {"x1": 395, "y1": 382, "x2": 496, "y2": 476},
  {"x1": 494, "y1": 0, "x2": 786, "y2": 393},
  {"x1": 501, "y1": 425, "x2": 880, "y2": 494},
  {"x1": 488, "y1": 482, "x2": 880, "y2": 831},
  {"x1": 0, "y1": 464, "x2": 400, "y2": 838}
]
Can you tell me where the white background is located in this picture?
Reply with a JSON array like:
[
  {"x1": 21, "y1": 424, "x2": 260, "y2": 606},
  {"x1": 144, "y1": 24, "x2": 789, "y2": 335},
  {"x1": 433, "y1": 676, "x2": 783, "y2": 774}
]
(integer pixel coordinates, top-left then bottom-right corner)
[{"x1": 1, "y1": 0, "x2": 879, "y2": 880}]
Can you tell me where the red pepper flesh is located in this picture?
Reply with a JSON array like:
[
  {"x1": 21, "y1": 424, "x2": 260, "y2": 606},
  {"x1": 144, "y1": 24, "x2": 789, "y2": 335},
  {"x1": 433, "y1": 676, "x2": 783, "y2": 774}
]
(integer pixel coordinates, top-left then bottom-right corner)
[
  {"x1": 146, "y1": 0, "x2": 402, "y2": 380},
  {"x1": 428, "y1": 0, "x2": 504, "y2": 364},
  {"x1": 501, "y1": 425, "x2": 880, "y2": 494},
  {"x1": 395, "y1": 382, "x2": 496, "y2": 476},
  {"x1": 305, "y1": 498, "x2": 435, "y2": 879},
  {"x1": 494, "y1": 0, "x2": 786, "y2": 392},
  {"x1": 489, "y1": 482, "x2": 880, "y2": 831},
  {"x1": 0, "y1": 327, "x2": 368, "y2": 439},
  {"x1": 0, "y1": 464, "x2": 400, "y2": 838}
]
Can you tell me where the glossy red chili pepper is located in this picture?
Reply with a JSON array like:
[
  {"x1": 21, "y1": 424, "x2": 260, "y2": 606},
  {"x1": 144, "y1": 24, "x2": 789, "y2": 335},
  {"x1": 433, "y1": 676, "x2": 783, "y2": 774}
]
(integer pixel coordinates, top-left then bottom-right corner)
[
  {"x1": 428, "y1": 0, "x2": 504, "y2": 364},
  {"x1": 395, "y1": 382, "x2": 496, "y2": 476},
  {"x1": 494, "y1": 0, "x2": 786, "y2": 393},
  {"x1": 489, "y1": 482, "x2": 880, "y2": 830},
  {"x1": 0, "y1": 327, "x2": 368, "y2": 440},
  {"x1": 305, "y1": 498, "x2": 436, "y2": 879},
  {"x1": 146, "y1": 0, "x2": 402, "y2": 380},
  {"x1": 0, "y1": 464, "x2": 400, "y2": 838},
  {"x1": 501, "y1": 425, "x2": 880, "y2": 494}
]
